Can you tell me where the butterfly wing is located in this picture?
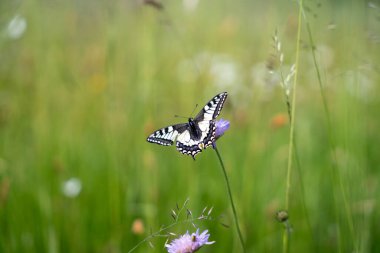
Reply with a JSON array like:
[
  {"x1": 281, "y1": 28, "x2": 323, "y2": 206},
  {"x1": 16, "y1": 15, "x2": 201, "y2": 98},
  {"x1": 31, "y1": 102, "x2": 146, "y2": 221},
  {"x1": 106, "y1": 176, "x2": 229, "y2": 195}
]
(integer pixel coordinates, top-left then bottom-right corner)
[
  {"x1": 147, "y1": 123, "x2": 206, "y2": 158},
  {"x1": 146, "y1": 123, "x2": 188, "y2": 146},
  {"x1": 175, "y1": 121, "x2": 216, "y2": 158},
  {"x1": 191, "y1": 92, "x2": 228, "y2": 150},
  {"x1": 194, "y1": 92, "x2": 228, "y2": 122}
]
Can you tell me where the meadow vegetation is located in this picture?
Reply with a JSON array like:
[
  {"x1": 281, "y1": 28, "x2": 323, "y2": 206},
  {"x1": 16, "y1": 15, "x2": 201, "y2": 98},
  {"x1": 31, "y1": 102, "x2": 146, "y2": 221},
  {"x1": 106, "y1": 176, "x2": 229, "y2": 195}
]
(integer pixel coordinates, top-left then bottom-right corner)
[{"x1": 0, "y1": 0, "x2": 379, "y2": 252}]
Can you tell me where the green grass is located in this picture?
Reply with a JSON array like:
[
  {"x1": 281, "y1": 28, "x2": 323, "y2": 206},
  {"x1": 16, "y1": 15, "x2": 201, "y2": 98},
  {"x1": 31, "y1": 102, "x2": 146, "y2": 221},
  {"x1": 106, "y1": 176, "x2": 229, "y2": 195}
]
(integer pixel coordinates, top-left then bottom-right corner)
[{"x1": 1, "y1": 0, "x2": 380, "y2": 252}]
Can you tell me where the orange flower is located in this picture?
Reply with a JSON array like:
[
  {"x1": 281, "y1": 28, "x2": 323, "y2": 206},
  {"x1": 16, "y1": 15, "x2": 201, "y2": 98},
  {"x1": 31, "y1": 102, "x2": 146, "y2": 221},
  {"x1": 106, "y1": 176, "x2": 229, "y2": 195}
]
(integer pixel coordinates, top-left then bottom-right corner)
[
  {"x1": 271, "y1": 113, "x2": 288, "y2": 129},
  {"x1": 132, "y1": 219, "x2": 145, "y2": 235}
]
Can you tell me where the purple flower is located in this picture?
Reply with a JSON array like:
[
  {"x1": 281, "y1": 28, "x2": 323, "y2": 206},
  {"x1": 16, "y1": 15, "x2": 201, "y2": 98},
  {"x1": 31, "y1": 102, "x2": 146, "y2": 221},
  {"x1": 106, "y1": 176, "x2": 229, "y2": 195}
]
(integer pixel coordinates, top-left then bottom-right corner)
[
  {"x1": 165, "y1": 229, "x2": 215, "y2": 253},
  {"x1": 215, "y1": 119, "x2": 230, "y2": 139}
]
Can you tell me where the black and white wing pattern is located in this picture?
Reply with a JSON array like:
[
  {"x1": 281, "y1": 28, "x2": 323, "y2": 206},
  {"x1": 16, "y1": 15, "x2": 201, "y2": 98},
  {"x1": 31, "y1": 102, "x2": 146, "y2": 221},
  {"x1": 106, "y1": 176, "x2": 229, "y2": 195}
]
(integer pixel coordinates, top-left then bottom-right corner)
[
  {"x1": 146, "y1": 123, "x2": 188, "y2": 146},
  {"x1": 147, "y1": 92, "x2": 228, "y2": 159}
]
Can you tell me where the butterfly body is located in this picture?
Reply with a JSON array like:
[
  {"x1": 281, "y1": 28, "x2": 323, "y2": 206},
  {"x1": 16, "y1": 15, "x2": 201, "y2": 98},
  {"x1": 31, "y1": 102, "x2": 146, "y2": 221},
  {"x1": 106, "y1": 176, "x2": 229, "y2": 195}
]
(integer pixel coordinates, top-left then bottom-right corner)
[
  {"x1": 147, "y1": 92, "x2": 227, "y2": 159},
  {"x1": 187, "y1": 118, "x2": 202, "y2": 140}
]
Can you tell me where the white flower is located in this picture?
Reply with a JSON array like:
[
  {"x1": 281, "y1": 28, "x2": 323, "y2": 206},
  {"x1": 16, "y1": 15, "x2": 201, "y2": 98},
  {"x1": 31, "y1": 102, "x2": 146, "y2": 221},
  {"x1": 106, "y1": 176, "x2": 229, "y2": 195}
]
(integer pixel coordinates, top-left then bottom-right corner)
[
  {"x1": 210, "y1": 55, "x2": 240, "y2": 89},
  {"x1": 6, "y1": 15, "x2": 27, "y2": 39},
  {"x1": 62, "y1": 178, "x2": 82, "y2": 198},
  {"x1": 183, "y1": 0, "x2": 199, "y2": 12}
]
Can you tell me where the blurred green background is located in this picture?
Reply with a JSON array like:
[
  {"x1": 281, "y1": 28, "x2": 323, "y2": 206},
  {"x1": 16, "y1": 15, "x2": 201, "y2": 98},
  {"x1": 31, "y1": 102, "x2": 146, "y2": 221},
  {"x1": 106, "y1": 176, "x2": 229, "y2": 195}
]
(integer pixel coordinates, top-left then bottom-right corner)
[{"x1": 0, "y1": 0, "x2": 380, "y2": 252}]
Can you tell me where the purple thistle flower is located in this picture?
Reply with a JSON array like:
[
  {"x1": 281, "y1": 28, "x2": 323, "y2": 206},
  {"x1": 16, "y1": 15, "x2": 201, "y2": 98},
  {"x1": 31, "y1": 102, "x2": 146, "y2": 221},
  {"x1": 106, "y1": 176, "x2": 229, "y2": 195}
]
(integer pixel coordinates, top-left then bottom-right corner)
[
  {"x1": 215, "y1": 119, "x2": 230, "y2": 140},
  {"x1": 165, "y1": 229, "x2": 215, "y2": 253}
]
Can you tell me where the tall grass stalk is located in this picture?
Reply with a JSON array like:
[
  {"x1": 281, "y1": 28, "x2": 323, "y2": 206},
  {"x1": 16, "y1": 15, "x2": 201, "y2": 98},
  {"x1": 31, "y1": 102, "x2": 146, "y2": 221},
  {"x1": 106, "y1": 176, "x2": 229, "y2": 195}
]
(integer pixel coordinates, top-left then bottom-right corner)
[
  {"x1": 274, "y1": 36, "x2": 315, "y2": 250},
  {"x1": 302, "y1": 7, "x2": 357, "y2": 252},
  {"x1": 282, "y1": 0, "x2": 303, "y2": 252},
  {"x1": 214, "y1": 146, "x2": 245, "y2": 252}
]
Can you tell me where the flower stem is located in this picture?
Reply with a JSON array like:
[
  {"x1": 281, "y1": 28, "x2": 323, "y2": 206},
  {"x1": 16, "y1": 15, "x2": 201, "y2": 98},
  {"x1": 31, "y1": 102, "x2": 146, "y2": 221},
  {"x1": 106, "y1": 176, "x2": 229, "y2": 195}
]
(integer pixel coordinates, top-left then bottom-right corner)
[{"x1": 214, "y1": 146, "x2": 245, "y2": 252}]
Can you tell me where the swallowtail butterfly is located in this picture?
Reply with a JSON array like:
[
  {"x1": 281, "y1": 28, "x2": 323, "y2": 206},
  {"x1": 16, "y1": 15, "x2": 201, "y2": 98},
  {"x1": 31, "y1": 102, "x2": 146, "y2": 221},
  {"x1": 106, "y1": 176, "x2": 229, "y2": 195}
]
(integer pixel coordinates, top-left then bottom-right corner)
[{"x1": 147, "y1": 92, "x2": 228, "y2": 159}]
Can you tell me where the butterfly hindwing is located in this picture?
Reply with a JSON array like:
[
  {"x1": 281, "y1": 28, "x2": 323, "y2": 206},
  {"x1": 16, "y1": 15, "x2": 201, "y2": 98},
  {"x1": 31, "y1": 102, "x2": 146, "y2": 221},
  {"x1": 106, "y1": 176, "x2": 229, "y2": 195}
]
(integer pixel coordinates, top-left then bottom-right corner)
[{"x1": 175, "y1": 120, "x2": 216, "y2": 157}]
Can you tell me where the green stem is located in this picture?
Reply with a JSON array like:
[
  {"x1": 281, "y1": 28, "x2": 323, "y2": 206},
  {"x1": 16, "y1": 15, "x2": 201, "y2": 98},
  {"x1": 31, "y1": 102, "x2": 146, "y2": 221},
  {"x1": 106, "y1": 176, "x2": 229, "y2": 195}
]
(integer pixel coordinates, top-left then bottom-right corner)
[
  {"x1": 214, "y1": 146, "x2": 245, "y2": 252},
  {"x1": 283, "y1": 0, "x2": 303, "y2": 252}
]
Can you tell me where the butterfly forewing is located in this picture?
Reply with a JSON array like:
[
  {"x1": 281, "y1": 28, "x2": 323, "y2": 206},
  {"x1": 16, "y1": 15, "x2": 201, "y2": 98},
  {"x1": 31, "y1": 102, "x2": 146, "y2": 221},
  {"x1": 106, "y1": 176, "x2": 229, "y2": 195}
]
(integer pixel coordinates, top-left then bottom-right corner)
[
  {"x1": 146, "y1": 124, "x2": 188, "y2": 146},
  {"x1": 194, "y1": 92, "x2": 228, "y2": 122}
]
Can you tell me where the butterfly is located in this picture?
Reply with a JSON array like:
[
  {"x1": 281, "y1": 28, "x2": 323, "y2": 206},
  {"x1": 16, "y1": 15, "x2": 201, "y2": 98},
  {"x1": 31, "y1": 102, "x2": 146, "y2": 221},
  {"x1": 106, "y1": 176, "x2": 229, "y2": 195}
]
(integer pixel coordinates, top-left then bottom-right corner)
[{"x1": 146, "y1": 92, "x2": 228, "y2": 159}]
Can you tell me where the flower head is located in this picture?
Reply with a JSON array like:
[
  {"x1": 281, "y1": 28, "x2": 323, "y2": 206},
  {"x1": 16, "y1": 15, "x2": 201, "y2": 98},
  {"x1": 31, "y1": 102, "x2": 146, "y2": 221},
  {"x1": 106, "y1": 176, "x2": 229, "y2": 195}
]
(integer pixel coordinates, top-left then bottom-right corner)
[
  {"x1": 62, "y1": 178, "x2": 82, "y2": 198},
  {"x1": 215, "y1": 119, "x2": 230, "y2": 139},
  {"x1": 7, "y1": 15, "x2": 27, "y2": 39},
  {"x1": 165, "y1": 229, "x2": 215, "y2": 253},
  {"x1": 131, "y1": 218, "x2": 145, "y2": 235}
]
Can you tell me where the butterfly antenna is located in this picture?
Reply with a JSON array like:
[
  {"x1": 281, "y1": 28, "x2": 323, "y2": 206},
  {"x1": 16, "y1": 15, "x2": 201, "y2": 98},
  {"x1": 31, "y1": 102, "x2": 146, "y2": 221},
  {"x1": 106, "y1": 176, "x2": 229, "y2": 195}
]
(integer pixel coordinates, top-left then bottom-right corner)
[
  {"x1": 174, "y1": 114, "x2": 188, "y2": 119},
  {"x1": 174, "y1": 103, "x2": 198, "y2": 119},
  {"x1": 190, "y1": 104, "x2": 198, "y2": 117}
]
